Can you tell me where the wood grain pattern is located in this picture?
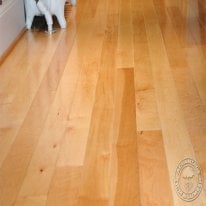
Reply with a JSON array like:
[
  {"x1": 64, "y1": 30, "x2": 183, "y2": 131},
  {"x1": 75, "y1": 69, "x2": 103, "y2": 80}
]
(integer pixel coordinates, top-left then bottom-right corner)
[
  {"x1": 143, "y1": 1, "x2": 206, "y2": 204},
  {"x1": 0, "y1": 0, "x2": 206, "y2": 205},
  {"x1": 114, "y1": 69, "x2": 139, "y2": 206},
  {"x1": 116, "y1": 0, "x2": 134, "y2": 69},
  {"x1": 137, "y1": 131, "x2": 173, "y2": 205},
  {"x1": 46, "y1": 167, "x2": 82, "y2": 206},
  {"x1": 132, "y1": 5, "x2": 161, "y2": 131}
]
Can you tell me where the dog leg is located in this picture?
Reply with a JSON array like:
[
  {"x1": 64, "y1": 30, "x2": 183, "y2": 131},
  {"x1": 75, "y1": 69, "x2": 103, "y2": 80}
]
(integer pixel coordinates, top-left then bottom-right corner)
[
  {"x1": 56, "y1": 11, "x2": 66, "y2": 28},
  {"x1": 25, "y1": 0, "x2": 37, "y2": 30},
  {"x1": 54, "y1": 2, "x2": 66, "y2": 29},
  {"x1": 70, "y1": 0, "x2": 76, "y2": 6},
  {"x1": 26, "y1": 15, "x2": 34, "y2": 30},
  {"x1": 36, "y1": 0, "x2": 53, "y2": 33}
]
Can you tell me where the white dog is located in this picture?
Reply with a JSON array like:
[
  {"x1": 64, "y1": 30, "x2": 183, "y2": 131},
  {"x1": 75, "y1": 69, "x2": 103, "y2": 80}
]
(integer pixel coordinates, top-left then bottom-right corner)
[{"x1": 24, "y1": 0, "x2": 76, "y2": 33}]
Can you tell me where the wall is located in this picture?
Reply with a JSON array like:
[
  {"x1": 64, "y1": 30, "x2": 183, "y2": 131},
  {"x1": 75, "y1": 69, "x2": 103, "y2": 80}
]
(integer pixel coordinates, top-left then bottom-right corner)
[{"x1": 0, "y1": 0, "x2": 25, "y2": 57}]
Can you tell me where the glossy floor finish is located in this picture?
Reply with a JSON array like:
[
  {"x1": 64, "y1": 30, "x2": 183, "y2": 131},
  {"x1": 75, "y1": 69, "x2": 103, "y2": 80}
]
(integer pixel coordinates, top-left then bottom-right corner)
[{"x1": 0, "y1": 0, "x2": 206, "y2": 205}]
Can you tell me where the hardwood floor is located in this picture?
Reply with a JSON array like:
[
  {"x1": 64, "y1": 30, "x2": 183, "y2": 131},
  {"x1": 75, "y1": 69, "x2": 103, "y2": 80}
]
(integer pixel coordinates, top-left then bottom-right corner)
[{"x1": 0, "y1": 0, "x2": 206, "y2": 205}]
